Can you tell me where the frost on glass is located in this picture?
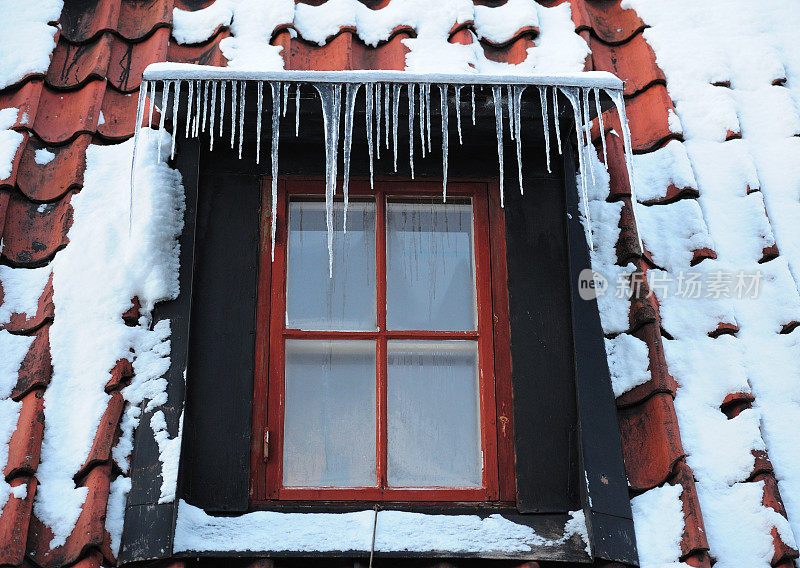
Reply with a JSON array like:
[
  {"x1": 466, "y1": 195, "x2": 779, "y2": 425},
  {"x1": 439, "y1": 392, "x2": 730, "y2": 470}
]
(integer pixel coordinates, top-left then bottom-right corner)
[
  {"x1": 387, "y1": 340, "x2": 481, "y2": 488},
  {"x1": 286, "y1": 198, "x2": 376, "y2": 331},
  {"x1": 283, "y1": 340, "x2": 377, "y2": 488},
  {"x1": 386, "y1": 198, "x2": 476, "y2": 331}
]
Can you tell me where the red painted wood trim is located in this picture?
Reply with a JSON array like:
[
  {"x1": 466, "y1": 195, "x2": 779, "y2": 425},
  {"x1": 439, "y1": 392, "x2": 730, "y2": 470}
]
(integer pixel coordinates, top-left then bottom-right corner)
[{"x1": 488, "y1": 180, "x2": 517, "y2": 502}]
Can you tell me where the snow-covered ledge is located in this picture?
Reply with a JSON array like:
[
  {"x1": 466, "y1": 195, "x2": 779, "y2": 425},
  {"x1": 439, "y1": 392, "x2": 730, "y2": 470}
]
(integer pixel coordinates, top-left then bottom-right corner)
[
  {"x1": 134, "y1": 64, "x2": 641, "y2": 268},
  {"x1": 174, "y1": 500, "x2": 590, "y2": 559}
]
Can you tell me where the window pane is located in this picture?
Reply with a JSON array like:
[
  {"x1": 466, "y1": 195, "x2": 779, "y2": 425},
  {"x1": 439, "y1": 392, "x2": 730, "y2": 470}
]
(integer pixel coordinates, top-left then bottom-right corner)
[
  {"x1": 287, "y1": 199, "x2": 376, "y2": 330},
  {"x1": 387, "y1": 340, "x2": 481, "y2": 487},
  {"x1": 386, "y1": 199, "x2": 476, "y2": 331},
  {"x1": 283, "y1": 340, "x2": 377, "y2": 487}
]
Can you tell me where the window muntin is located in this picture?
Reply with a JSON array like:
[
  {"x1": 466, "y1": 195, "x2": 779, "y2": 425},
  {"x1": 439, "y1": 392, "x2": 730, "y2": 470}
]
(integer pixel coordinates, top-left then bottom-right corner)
[{"x1": 266, "y1": 180, "x2": 503, "y2": 502}]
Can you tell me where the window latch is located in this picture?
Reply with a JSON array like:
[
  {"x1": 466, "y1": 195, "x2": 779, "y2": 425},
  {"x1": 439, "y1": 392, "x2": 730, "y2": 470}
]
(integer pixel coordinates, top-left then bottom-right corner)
[{"x1": 263, "y1": 429, "x2": 270, "y2": 462}]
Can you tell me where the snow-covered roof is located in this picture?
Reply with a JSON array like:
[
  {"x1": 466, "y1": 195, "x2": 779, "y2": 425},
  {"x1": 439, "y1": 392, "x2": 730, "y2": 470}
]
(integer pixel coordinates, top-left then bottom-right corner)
[{"x1": 1, "y1": 1, "x2": 800, "y2": 567}]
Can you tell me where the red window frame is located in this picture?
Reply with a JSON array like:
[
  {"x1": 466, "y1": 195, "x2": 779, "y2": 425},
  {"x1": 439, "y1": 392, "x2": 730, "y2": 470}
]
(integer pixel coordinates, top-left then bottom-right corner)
[{"x1": 251, "y1": 178, "x2": 515, "y2": 504}]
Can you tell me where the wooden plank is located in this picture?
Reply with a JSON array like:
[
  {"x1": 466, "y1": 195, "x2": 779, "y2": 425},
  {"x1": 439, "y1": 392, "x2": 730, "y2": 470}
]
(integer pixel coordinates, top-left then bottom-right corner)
[
  {"x1": 119, "y1": 133, "x2": 201, "y2": 562},
  {"x1": 179, "y1": 164, "x2": 261, "y2": 512},
  {"x1": 562, "y1": 141, "x2": 638, "y2": 565}
]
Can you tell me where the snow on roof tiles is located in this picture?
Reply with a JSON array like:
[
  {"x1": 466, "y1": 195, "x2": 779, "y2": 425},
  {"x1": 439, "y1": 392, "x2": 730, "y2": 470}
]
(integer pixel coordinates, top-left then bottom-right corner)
[{"x1": 1, "y1": 1, "x2": 799, "y2": 567}]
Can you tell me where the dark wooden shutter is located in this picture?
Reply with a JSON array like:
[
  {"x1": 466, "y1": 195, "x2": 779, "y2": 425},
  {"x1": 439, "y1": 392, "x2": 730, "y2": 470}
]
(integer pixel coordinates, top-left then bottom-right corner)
[
  {"x1": 503, "y1": 160, "x2": 581, "y2": 514},
  {"x1": 180, "y1": 170, "x2": 261, "y2": 512}
]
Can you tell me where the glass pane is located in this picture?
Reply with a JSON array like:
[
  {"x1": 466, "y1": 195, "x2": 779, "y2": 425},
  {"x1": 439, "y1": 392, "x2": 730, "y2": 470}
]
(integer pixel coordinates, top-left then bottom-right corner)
[
  {"x1": 286, "y1": 198, "x2": 376, "y2": 330},
  {"x1": 387, "y1": 340, "x2": 481, "y2": 487},
  {"x1": 386, "y1": 198, "x2": 476, "y2": 331},
  {"x1": 283, "y1": 340, "x2": 377, "y2": 487}
]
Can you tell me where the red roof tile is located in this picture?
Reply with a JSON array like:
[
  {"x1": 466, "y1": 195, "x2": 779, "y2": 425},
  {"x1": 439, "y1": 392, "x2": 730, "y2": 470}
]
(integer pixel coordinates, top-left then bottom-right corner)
[
  {"x1": 1, "y1": 191, "x2": 72, "y2": 266},
  {"x1": 4, "y1": 389, "x2": 45, "y2": 479}
]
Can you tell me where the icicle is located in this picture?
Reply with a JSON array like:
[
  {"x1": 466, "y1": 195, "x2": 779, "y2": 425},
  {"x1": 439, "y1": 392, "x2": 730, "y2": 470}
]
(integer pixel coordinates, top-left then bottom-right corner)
[
  {"x1": 492, "y1": 86, "x2": 505, "y2": 207},
  {"x1": 282, "y1": 83, "x2": 289, "y2": 117},
  {"x1": 581, "y1": 88, "x2": 595, "y2": 185},
  {"x1": 439, "y1": 84, "x2": 449, "y2": 201},
  {"x1": 342, "y1": 83, "x2": 360, "y2": 231},
  {"x1": 553, "y1": 87, "x2": 562, "y2": 154},
  {"x1": 507, "y1": 85, "x2": 515, "y2": 141},
  {"x1": 408, "y1": 83, "x2": 415, "y2": 179},
  {"x1": 513, "y1": 86, "x2": 525, "y2": 193},
  {"x1": 238, "y1": 81, "x2": 246, "y2": 159},
  {"x1": 538, "y1": 86, "x2": 551, "y2": 174},
  {"x1": 295, "y1": 83, "x2": 301, "y2": 136},
  {"x1": 202, "y1": 80, "x2": 210, "y2": 133},
  {"x1": 185, "y1": 79, "x2": 194, "y2": 139},
  {"x1": 157, "y1": 80, "x2": 170, "y2": 161},
  {"x1": 562, "y1": 87, "x2": 593, "y2": 252},
  {"x1": 594, "y1": 88, "x2": 607, "y2": 166},
  {"x1": 392, "y1": 84, "x2": 400, "y2": 172},
  {"x1": 256, "y1": 82, "x2": 263, "y2": 164},
  {"x1": 454, "y1": 85, "x2": 463, "y2": 145},
  {"x1": 130, "y1": 81, "x2": 147, "y2": 226},
  {"x1": 314, "y1": 83, "x2": 342, "y2": 277},
  {"x1": 270, "y1": 82, "x2": 281, "y2": 261},
  {"x1": 220, "y1": 81, "x2": 226, "y2": 138},
  {"x1": 193, "y1": 79, "x2": 201, "y2": 137},
  {"x1": 471, "y1": 85, "x2": 476, "y2": 126},
  {"x1": 230, "y1": 80, "x2": 238, "y2": 149},
  {"x1": 384, "y1": 82, "x2": 390, "y2": 150},
  {"x1": 366, "y1": 83, "x2": 374, "y2": 189},
  {"x1": 375, "y1": 83, "x2": 382, "y2": 159},
  {"x1": 147, "y1": 80, "x2": 155, "y2": 128},
  {"x1": 170, "y1": 80, "x2": 180, "y2": 160},
  {"x1": 425, "y1": 83, "x2": 432, "y2": 153},
  {"x1": 210, "y1": 81, "x2": 218, "y2": 151},
  {"x1": 418, "y1": 83, "x2": 426, "y2": 158},
  {"x1": 608, "y1": 88, "x2": 643, "y2": 253}
]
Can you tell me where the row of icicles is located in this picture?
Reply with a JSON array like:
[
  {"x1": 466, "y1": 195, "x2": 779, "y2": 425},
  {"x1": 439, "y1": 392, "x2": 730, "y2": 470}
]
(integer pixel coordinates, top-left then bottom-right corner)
[{"x1": 133, "y1": 79, "x2": 639, "y2": 275}]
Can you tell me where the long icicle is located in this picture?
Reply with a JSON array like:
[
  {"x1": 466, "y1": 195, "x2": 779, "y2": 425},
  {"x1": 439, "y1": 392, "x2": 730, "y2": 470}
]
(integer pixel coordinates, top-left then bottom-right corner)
[
  {"x1": 230, "y1": 80, "x2": 238, "y2": 149},
  {"x1": 608, "y1": 88, "x2": 643, "y2": 253},
  {"x1": 283, "y1": 83, "x2": 289, "y2": 117},
  {"x1": 471, "y1": 85, "x2": 476, "y2": 125},
  {"x1": 581, "y1": 87, "x2": 595, "y2": 184},
  {"x1": 270, "y1": 82, "x2": 281, "y2": 261},
  {"x1": 508, "y1": 85, "x2": 515, "y2": 141},
  {"x1": 157, "y1": 80, "x2": 171, "y2": 161},
  {"x1": 375, "y1": 83, "x2": 382, "y2": 160},
  {"x1": 193, "y1": 79, "x2": 201, "y2": 137},
  {"x1": 562, "y1": 87, "x2": 593, "y2": 251},
  {"x1": 185, "y1": 79, "x2": 194, "y2": 140},
  {"x1": 408, "y1": 83, "x2": 415, "y2": 179},
  {"x1": 439, "y1": 84, "x2": 449, "y2": 201},
  {"x1": 366, "y1": 83, "x2": 374, "y2": 189},
  {"x1": 425, "y1": 83, "x2": 432, "y2": 153},
  {"x1": 130, "y1": 80, "x2": 147, "y2": 227},
  {"x1": 315, "y1": 83, "x2": 342, "y2": 277},
  {"x1": 384, "y1": 82, "x2": 390, "y2": 150},
  {"x1": 492, "y1": 86, "x2": 505, "y2": 207},
  {"x1": 594, "y1": 87, "x2": 607, "y2": 166},
  {"x1": 538, "y1": 86, "x2": 551, "y2": 173},
  {"x1": 552, "y1": 87, "x2": 562, "y2": 154},
  {"x1": 295, "y1": 83, "x2": 301, "y2": 136},
  {"x1": 210, "y1": 81, "x2": 217, "y2": 151},
  {"x1": 238, "y1": 81, "x2": 246, "y2": 158},
  {"x1": 147, "y1": 80, "x2": 155, "y2": 128},
  {"x1": 514, "y1": 85, "x2": 525, "y2": 193},
  {"x1": 170, "y1": 80, "x2": 180, "y2": 159},
  {"x1": 219, "y1": 81, "x2": 226, "y2": 138},
  {"x1": 454, "y1": 85, "x2": 463, "y2": 145},
  {"x1": 392, "y1": 84, "x2": 400, "y2": 172},
  {"x1": 342, "y1": 83, "x2": 360, "y2": 232},
  {"x1": 418, "y1": 83, "x2": 426, "y2": 157},
  {"x1": 256, "y1": 81, "x2": 263, "y2": 164}
]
